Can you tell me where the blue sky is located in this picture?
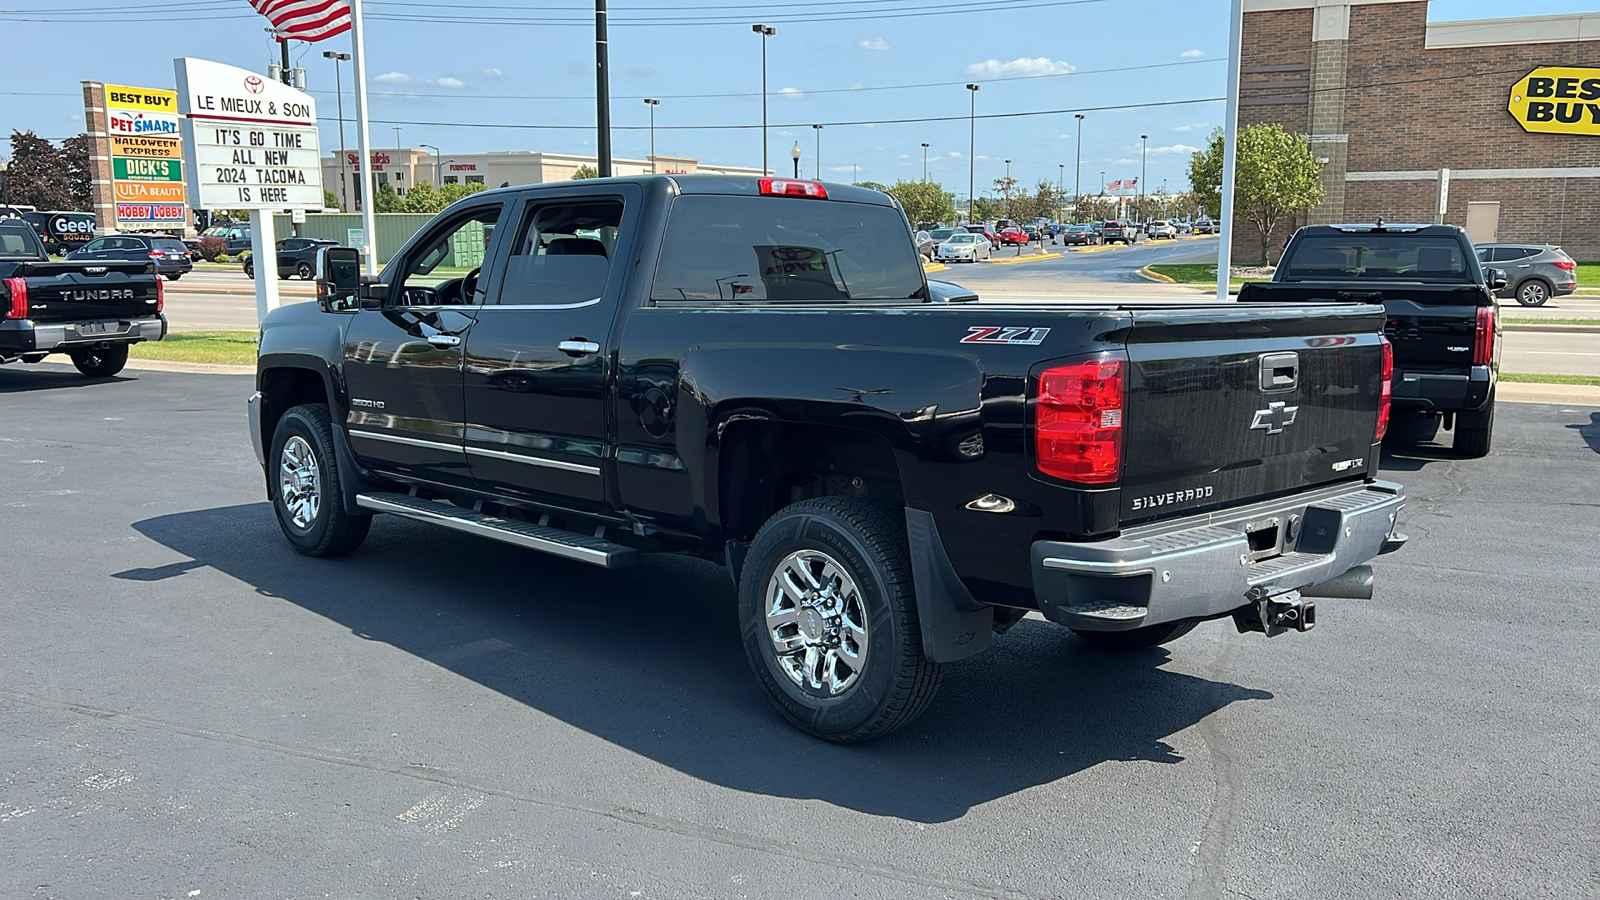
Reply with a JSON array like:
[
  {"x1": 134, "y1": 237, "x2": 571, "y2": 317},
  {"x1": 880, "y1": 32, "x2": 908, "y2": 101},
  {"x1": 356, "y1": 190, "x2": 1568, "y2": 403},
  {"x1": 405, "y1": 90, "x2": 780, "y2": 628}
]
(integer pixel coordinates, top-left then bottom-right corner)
[{"x1": 0, "y1": 0, "x2": 1584, "y2": 199}]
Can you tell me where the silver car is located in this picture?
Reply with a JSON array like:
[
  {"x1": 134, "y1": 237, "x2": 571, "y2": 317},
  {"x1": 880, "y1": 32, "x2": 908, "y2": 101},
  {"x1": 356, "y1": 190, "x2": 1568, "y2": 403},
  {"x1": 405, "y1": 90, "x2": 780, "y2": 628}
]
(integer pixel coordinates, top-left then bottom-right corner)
[
  {"x1": 936, "y1": 232, "x2": 992, "y2": 263},
  {"x1": 1474, "y1": 243, "x2": 1577, "y2": 307}
]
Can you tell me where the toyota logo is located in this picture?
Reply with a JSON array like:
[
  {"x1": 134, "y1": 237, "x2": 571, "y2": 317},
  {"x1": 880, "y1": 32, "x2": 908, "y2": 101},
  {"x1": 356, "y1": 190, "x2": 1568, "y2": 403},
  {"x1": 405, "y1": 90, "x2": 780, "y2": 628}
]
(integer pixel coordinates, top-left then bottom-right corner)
[
  {"x1": 244, "y1": 75, "x2": 264, "y2": 94},
  {"x1": 770, "y1": 247, "x2": 815, "y2": 262}
]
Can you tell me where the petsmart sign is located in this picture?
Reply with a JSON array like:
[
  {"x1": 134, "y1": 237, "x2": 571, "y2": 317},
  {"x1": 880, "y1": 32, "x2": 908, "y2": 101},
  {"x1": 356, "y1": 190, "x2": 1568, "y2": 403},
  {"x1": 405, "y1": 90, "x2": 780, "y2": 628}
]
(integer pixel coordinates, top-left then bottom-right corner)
[
  {"x1": 1509, "y1": 66, "x2": 1600, "y2": 135},
  {"x1": 104, "y1": 82, "x2": 186, "y2": 224},
  {"x1": 175, "y1": 58, "x2": 324, "y2": 210}
]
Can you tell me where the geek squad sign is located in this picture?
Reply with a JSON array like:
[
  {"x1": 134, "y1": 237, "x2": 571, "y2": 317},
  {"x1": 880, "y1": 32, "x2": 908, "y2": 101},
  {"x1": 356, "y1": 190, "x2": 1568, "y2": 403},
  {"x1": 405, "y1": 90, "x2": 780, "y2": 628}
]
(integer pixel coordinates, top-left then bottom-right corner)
[{"x1": 1509, "y1": 66, "x2": 1600, "y2": 135}]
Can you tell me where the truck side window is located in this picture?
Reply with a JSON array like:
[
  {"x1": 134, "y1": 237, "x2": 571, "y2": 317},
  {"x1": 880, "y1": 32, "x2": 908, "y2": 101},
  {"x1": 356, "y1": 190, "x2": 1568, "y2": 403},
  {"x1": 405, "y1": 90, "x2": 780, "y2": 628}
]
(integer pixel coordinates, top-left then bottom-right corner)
[
  {"x1": 495, "y1": 197, "x2": 623, "y2": 307},
  {"x1": 394, "y1": 203, "x2": 504, "y2": 307}
]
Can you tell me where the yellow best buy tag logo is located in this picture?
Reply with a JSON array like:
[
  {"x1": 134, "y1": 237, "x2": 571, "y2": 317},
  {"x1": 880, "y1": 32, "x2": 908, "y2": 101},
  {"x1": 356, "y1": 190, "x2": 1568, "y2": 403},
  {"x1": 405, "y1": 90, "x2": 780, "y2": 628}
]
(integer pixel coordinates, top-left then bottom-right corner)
[
  {"x1": 1509, "y1": 67, "x2": 1600, "y2": 135},
  {"x1": 105, "y1": 83, "x2": 178, "y2": 113}
]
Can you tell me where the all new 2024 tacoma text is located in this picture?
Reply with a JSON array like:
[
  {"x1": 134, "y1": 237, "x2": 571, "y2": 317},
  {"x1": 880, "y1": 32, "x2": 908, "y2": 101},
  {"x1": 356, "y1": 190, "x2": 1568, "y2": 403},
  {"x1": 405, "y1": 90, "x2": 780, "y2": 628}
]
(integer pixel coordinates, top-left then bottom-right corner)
[{"x1": 248, "y1": 176, "x2": 1407, "y2": 742}]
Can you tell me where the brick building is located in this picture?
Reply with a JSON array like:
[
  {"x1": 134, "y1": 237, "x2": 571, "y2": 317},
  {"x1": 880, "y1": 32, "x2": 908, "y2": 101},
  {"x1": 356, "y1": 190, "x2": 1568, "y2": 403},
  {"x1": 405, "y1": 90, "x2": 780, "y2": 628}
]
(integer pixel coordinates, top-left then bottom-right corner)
[{"x1": 1237, "y1": 0, "x2": 1600, "y2": 261}]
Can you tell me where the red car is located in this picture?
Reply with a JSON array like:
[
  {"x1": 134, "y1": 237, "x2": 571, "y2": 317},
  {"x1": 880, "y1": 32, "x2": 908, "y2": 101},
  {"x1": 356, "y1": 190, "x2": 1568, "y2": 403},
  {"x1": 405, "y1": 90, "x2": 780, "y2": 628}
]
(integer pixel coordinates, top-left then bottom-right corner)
[
  {"x1": 998, "y1": 226, "x2": 1029, "y2": 246},
  {"x1": 965, "y1": 224, "x2": 1001, "y2": 246}
]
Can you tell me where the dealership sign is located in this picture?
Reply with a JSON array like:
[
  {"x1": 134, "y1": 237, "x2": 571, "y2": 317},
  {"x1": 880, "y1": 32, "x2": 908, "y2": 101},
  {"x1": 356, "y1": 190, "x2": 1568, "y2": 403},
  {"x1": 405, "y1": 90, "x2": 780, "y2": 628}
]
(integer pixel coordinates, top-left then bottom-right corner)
[
  {"x1": 176, "y1": 57, "x2": 324, "y2": 210},
  {"x1": 104, "y1": 82, "x2": 186, "y2": 224},
  {"x1": 1509, "y1": 66, "x2": 1600, "y2": 135}
]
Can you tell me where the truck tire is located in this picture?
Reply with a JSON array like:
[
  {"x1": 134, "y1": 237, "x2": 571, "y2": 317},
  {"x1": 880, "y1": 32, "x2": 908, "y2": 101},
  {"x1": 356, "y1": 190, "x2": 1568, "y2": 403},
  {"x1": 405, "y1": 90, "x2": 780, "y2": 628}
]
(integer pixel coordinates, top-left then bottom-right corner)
[
  {"x1": 1454, "y1": 393, "x2": 1494, "y2": 459},
  {"x1": 1071, "y1": 620, "x2": 1198, "y2": 650},
  {"x1": 1515, "y1": 278, "x2": 1550, "y2": 307},
  {"x1": 738, "y1": 497, "x2": 943, "y2": 743},
  {"x1": 270, "y1": 404, "x2": 372, "y2": 557},
  {"x1": 296, "y1": 261, "x2": 314, "y2": 280},
  {"x1": 69, "y1": 344, "x2": 128, "y2": 377}
]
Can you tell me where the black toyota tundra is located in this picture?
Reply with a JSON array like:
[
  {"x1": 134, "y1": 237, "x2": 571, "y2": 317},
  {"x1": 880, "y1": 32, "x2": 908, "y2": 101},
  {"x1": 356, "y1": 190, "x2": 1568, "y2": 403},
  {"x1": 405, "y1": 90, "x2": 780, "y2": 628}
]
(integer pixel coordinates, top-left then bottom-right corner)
[
  {"x1": 247, "y1": 175, "x2": 1407, "y2": 742},
  {"x1": 0, "y1": 219, "x2": 166, "y2": 377},
  {"x1": 1239, "y1": 223, "x2": 1500, "y2": 457}
]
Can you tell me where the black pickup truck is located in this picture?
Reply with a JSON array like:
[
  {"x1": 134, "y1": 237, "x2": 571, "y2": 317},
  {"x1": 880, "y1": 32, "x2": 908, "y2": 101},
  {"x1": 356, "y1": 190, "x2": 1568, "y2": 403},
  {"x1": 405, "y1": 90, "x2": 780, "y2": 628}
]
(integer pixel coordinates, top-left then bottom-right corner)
[
  {"x1": 0, "y1": 219, "x2": 166, "y2": 377},
  {"x1": 1239, "y1": 224, "x2": 1500, "y2": 457},
  {"x1": 248, "y1": 175, "x2": 1407, "y2": 742}
]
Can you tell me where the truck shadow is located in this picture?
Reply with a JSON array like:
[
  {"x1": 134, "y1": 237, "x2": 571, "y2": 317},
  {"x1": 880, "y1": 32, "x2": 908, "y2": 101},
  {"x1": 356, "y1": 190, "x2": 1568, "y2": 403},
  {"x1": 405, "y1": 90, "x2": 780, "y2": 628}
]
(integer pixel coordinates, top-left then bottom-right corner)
[
  {"x1": 1569, "y1": 412, "x2": 1600, "y2": 454},
  {"x1": 0, "y1": 367, "x2": 133, "y2": 394},
  {"x1": 1378, "y1": 444, "x2": 1458, "y2": 471},
  {"x1": 127, "y1": 503, "x2": 1273, "y2": 824}
]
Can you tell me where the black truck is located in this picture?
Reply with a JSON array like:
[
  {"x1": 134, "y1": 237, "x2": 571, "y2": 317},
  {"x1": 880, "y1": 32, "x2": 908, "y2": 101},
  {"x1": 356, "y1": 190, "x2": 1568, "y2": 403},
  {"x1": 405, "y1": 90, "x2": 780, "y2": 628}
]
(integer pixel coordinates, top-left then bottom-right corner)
[
  {"x1": 1239, "y1": 223, "x2": 1501, "y2": 457},
  {"x1": 0, "y1": 219, "x2": 166, "y2": 377},
  {"x1": 248, "y1": 175, "x2": 1407, "y2": 742}
]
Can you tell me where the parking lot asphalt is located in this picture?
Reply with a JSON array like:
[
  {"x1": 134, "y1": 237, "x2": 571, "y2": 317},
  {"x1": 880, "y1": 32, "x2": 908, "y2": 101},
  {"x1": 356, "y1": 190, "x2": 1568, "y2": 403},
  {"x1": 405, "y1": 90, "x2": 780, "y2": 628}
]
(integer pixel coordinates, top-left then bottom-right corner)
[{"x1": 3, "y1": 367, "x2": 1596, "y2": 898}]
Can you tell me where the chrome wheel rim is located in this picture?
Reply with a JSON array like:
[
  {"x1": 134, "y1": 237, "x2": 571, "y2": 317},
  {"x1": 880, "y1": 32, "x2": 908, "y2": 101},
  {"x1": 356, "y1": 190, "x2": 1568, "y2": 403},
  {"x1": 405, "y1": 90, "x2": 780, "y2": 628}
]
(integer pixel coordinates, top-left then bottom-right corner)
[
  {"x1": 765, "y1": 549, "x2": 870, "y2": 696},
  {"x1": 1521, "y1": 283, "x2": 1546, "y2": 304},
  {"x1": 278, "y1": 435, "x2": 321, "y2": 530}
]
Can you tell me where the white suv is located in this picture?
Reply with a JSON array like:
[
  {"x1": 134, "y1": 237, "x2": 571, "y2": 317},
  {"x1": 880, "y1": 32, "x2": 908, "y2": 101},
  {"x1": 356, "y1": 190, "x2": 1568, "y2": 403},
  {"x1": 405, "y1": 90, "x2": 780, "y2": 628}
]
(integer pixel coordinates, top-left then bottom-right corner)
[{"x1": 1147, "y1": 220, "x2": 1177, "y2": 240}]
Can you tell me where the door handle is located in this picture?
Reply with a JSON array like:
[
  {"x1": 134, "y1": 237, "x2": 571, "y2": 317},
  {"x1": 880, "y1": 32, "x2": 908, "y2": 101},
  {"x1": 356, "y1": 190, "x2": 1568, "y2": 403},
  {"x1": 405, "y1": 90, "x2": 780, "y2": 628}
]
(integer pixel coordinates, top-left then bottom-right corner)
[
  {"x1": 559, "y1": 340, "x2": 601, "y2": 356},
  {"x1": 426, "y1": 334, "x2": 461, "y2": 348}
]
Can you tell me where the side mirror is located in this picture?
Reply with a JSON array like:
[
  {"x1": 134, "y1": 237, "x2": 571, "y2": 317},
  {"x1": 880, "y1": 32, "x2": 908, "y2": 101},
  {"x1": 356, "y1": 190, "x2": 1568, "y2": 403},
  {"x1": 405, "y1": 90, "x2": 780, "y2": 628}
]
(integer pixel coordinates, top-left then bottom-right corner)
[
  {"x1": 1485, "y1": 267, "x2": 1507, "y2": 292},
  {"x1": 316, "y1": 246, "x2": 362, "y2": 312}
]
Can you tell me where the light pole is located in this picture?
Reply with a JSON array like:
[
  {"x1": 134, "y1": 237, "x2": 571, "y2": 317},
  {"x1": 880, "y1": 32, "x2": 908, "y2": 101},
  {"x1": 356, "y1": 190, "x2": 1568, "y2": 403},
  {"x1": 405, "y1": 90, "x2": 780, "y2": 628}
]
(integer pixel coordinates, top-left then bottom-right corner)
[
  {"x1": 965, "y1": 83, "x2": 979, "y2": 223},
  {"x1": 1058, "y1": 163, "x2": 1065, "y2": 221},
  {"x1": 393, "y1": 126, "x2": 401, "y2": 149},
  {"x1": 1004, "y1": 159, "x2": 1011, "y2": 218},
  {"x1": 791, "y1": 141, "x2": 802, "y2": 178},
  {"x1": 419, "y1": 143, "x2": 440, "y2": 188},
  {"x1": 323, "y1": 50, "x2": 351, "y2": 211},
  {"x1": 1139, "y1": 134, "x2": 1148, "y2": 223},
  {"x1": 852, "y1": 162, "x2": 858, "y2": 184},
  {"x1": 811, "y1": 124, "x2": 822, "y2": 179},
  {"x1": 921, "y1": 142, "x2": 930, "y2": 181},
  {"x1": 1073, "y1": 114, "x2": 1084, "y2": 221},
  {"x1": 752, "y1": 24, "x2": 776, "y2": 174},
  {"x1": 643, "y1": 98, "x2": 660, "y2": 173},
  {"x1": 596, "y1": 0, "x2": 612, "y2": 177}
]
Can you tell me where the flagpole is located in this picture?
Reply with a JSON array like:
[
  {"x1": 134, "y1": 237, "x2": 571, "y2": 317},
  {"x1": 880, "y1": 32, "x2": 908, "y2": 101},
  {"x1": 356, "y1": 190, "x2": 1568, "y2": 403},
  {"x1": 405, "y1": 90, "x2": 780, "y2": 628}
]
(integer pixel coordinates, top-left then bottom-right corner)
[
  {"x1": 1217, "y1": 0, "x2": 1243, "y2": 301},
  {"x1": 348, "y1": 0, "x2": 379, "y2": 276}
]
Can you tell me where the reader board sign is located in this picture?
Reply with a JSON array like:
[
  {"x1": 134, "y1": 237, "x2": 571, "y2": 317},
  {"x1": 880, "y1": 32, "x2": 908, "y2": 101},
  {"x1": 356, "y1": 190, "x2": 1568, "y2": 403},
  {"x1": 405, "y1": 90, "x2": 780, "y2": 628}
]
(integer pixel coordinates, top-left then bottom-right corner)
[
  {"x1": 105, "y1": 82, "x2": 187, "y2": 226},
  {"x1": 175, "y1": 57, "x2": 324, "y2": 210},
  {"x1": 1509, "y1": 66, "x2": 1600, "y2": 135}
]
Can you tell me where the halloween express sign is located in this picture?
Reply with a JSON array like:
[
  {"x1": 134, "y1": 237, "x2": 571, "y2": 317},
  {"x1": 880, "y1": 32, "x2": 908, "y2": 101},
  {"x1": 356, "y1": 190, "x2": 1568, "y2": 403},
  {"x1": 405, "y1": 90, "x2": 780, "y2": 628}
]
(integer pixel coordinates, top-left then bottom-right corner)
[{"x1": 1509, "y1": 66, "x2": 1600, "y2": 135}]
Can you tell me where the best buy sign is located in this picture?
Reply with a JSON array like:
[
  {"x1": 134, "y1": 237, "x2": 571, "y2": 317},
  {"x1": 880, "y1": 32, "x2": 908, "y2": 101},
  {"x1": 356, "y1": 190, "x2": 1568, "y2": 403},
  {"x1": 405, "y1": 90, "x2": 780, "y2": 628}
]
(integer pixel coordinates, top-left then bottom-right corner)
[{"x1": 1509, "y1": 66, "x2": 1600, "y2": 134}]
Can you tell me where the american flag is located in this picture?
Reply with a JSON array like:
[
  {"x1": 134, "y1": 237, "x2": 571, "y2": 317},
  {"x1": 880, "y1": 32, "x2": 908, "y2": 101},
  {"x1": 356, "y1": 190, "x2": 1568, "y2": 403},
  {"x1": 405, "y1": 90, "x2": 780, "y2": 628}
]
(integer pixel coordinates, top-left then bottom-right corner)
[
  {"x1": 1125, "y1": 177, "x2": 1138, "y2": 188},
  {"x1": 249, "y1": 0, "x2": 352, "y2": 42},
  {"x1": 1108, "y1": 180, "x2": 1122, "y2": 191}
]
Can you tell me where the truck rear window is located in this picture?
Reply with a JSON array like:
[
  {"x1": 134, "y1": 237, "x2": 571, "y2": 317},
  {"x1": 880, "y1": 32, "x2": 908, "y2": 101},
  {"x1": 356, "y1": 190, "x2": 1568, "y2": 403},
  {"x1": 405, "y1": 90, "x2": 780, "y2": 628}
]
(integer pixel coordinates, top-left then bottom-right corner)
[
  {"x1": 651, "y1": 195, "x2": 927, "y2": 302},
  {"x1": 1284, "y1": 234, "x2": 1476, "y2": 282},
  {"x1": 0, "y1": 224, "x2": 41, "y2": 258}
]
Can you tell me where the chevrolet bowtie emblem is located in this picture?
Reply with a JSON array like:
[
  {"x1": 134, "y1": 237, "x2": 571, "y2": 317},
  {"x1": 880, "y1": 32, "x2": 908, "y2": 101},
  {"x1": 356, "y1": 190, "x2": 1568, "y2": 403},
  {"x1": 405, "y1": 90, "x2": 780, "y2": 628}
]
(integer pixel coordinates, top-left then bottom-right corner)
[{"x1": 1251, "y1": 402, "x2": 1299, "y2": 435}]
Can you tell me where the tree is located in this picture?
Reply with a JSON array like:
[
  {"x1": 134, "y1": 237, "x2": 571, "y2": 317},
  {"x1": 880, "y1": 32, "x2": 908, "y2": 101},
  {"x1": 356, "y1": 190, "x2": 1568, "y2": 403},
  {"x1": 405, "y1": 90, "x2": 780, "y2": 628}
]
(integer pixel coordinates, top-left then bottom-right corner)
[
  {"x1": 7, "y1": 131, "x2": 73, "y2": 210},
  {"x1": 1188, "y1": 123, "x2": 1322, "y2": 262},
  {"x1": 61, "y1": 133, "x2": 95, "y2": 211},
  {"x1": 855, "y1": 180, "x2": 888, "y2": 192},
  {"x1": 439, "y1": 181, "x2": 488, "y2": 206},
  {"x1": 570, "y1": 164, "x2": 599, "y2": 180},
  {"x1": 399, "y1": 178, "x2": 442, "y2": 213},
  {"x1": 970, "y1": 195, "x2": 1003, "y2": 222},
  {"x1": 322, "y1": 189, "x2": 342, "y2": 212},
  {"x1": 1187, "y1": 127, "x2": 1224, "y2": 219},
  {"x1": 374, "y1": 181, "x2": 403, "y2": 212},
  {"x1": 886, "y1": 180, "x2": 956, "y2": 226}
]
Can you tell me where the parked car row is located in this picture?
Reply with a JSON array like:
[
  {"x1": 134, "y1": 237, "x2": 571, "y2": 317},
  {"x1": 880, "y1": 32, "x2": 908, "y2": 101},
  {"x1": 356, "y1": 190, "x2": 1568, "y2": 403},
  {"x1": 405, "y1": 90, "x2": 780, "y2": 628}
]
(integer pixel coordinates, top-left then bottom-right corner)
[{"x1": 65, "y1": 234, "x2": 193, "y2": 281}]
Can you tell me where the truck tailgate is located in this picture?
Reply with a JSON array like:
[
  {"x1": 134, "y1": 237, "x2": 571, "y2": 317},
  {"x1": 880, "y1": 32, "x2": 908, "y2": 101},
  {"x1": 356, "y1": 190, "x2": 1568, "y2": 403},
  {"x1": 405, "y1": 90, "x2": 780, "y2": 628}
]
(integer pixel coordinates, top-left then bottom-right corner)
[
  {"x1": 1238, "y1": 281, "x2": 1485, "y2": 369},
  {"x1": 1119, "y1": 304, "x2": 1386, "y2": 526},
  {"x1": 14, "y1": 261, "x2": 160, "y2": 323}
]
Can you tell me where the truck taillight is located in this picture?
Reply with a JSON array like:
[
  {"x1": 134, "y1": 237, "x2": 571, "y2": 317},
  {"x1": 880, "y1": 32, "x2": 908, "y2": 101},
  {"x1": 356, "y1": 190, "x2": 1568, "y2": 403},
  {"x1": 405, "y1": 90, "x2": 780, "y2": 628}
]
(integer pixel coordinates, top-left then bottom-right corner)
[
  {"x1": 3, "y1": 277, "x2": 26, "y2": 320},
  {"x1": 1376, "y1": 338, "x2": 1393, "y2": 441},
  {"x1": 1035, "y1": 355, "x2": 1125, "y2": 484},
  {"x1": 1473, "y1": 306, "x2": 1495, "y2": 366},
  {"x1": 758, "y1": 178, "x2": 828, "y2": 199}
]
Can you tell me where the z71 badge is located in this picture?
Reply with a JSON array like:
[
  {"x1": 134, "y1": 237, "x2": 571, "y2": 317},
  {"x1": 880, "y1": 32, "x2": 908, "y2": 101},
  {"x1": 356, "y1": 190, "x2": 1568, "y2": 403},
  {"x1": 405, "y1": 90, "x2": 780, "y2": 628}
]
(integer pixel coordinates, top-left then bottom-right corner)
[{"x1": 961, "y1": 326, "x2": 1050, "y2": 346}]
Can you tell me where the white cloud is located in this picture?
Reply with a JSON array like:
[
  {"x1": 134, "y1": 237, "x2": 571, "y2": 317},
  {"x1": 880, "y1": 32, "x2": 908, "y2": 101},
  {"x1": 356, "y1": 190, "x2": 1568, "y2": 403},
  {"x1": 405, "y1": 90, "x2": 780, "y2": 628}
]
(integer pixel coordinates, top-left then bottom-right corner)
[
  {"x1": 479, "y1": 68, "x2": 504, "y2": 79},
  {"x1": 1150, "y1": 143, "x2": 1200, "y2": 154},
  {"x1": 434, "y1": 77, "x2": 466, "y2": 90},
  {"x1": 1174, "y1": 122, "x2": 1209, "y2": 133},
  {"x1": 374, "y1": 71, "x2": 418, "y2": 85},
  {"x1": 374, "y1": 71, "x2": 467, "y2": 90},
  {"x1": 964, "y1": 57, "x2": 1075, "y2": 78},
  {"x1": 777, "y1": 87, "x2": 806, "y2": 99},
  {"x1": 1109, "y1": 158, "x2": 1138, "y2": 164},
  {"x1": 1180, "y1": 49, "x2": 1205, "y2": 59},
  {"x1": 859, "y1": 37, "x2": 891, "y2": 51},
  {"x1": 849, "y1": 83, "x2": 865, "y2": 90}
]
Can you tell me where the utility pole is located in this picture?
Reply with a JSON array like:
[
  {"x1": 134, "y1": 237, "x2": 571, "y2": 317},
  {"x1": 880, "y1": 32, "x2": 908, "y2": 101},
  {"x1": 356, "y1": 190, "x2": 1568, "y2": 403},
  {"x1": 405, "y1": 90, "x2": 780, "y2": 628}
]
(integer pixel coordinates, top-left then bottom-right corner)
[
  {"x1": 1139, "y1": 134, "x2": 1148, "y2": 224},
  {"x1": 965, "y1": 83, "x2": 979, "y2": 223},
  {"x1": 323, "y1": 50, "x2": 351, "y2": 212},
  {"x1": 1073, "y1": 114, "x2": 1084, "y2": 221},
  {"x1": 811, "y1": 124, "x2": 822, "y2": 179},
  {"x1": 643, "y1": 98, "x2": 659, "y2": 173},
  {"x1": 420, "y1": 144, "x2": 440, "y2": 187},
  {"x1": 752, "y1": 24, "x2": 775, "y2": 174},
  {"x1": 1004, "y1": 159, "x2": 1011, "y2": 218},
  {"x1": 393, "y1": 126, "x2": 401, "y2": 148},
  {"x1": 1219, "y1": 0, "x2": 1245, "y2": 300},
  {"x1": 921, "y1": 142, "x2": 930, "y2": 181},
  {"x1": 852, "y1": 162, "x2": 858, "y2": 184},
  {"x1": 279, "y1": 39, "x2": 291, "y2": 84},
  {"x1": 596, "y1": 0, "x2": 612, "y2": 176}
]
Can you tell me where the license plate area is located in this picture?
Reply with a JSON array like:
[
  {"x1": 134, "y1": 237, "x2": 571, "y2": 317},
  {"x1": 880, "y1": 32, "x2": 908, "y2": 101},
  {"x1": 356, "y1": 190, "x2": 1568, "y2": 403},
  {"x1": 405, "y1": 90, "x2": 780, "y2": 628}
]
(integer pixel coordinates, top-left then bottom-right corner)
[
  {"x1": 1244, "y1": 516, "x2": 1285, "y2": 562},
  {"x1": 73, "y1": 321, "x2": 127, "y2": 337}
]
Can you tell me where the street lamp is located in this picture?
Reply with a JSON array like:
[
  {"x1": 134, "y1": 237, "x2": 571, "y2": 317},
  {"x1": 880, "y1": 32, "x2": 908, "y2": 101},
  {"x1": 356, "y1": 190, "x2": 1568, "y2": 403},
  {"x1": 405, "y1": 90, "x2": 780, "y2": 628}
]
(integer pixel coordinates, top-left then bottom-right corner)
[
  {"x1": 1140, "y1": 134, "x2": 1148, "y2": 224},
  {"x1": 811, "y1": 124, "x2": 822, "y2": 180},
  {"x1": 752, "y1": 24, "x2": 776, "y2": 174},
  {"x1": 921, "y1": 142, "x2": 930, "y2": 182},
  {"x1": 1073, "y1": 114, "x2": 1084, "y2": 221},
  {"x1": 393, "y1": 126, "x2": 402, "y2": 149},
  {"x1": 965, "y1": 83, "x2": 979, "y2": 223},
  {"x1": 419, "y1": 143, "x2": 440, "y2": 188},
  {"x1": 791, "y1": 141, "x2": 802, "y2": 178},
  {"x1": 323, "y1": 50, "x2": 352, "y2": 211},
  {"x1": 643, "y1": 98, "x2": 660, "y2": 173}
]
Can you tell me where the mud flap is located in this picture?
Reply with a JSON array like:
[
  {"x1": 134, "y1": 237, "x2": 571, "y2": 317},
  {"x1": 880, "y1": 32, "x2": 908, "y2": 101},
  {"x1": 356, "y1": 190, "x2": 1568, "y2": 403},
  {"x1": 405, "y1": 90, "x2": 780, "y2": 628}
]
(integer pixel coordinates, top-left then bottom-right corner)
[{"x1": 905, "y1": 508, "x2": 994, "y2": 662}]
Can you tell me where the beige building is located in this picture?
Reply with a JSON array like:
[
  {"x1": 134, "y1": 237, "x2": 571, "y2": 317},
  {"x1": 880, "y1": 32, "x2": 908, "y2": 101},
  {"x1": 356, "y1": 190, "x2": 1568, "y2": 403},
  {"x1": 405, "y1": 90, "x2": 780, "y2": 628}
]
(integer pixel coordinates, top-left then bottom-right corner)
[{"x1": 322, "y1": 149, "x2": 767, "y2": 210}]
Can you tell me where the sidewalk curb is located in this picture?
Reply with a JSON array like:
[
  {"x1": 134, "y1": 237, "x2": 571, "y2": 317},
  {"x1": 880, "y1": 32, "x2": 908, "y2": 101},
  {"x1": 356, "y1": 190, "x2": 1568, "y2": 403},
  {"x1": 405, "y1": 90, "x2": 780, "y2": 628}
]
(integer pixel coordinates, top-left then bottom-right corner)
[
  {"x1": 922, "y1": 262, "x2": 949, "y2": 273},
  {"x1": 981, "y1": 252, "x2": 1061, "y2": 266},
  {"x1": 1499, "y1": 381, "x2": 1600, "y2": 405},
  {"x1": 1137, "y1": 265, "x2": 1175, "y2": 283},
  {"x1": 1502, "y1": 322, "x2": 1600, "y2": 333}
]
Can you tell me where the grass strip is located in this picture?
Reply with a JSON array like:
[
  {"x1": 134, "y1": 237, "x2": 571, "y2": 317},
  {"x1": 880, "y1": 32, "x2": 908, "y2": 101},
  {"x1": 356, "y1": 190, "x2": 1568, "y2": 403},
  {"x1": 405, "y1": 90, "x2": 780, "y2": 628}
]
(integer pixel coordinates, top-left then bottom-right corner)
[
  {"x1": 130, "y1": 331, "x2": 257, "y2": 366},
  {"x1": 1502, "y1": 317, "x2": 1599, "y2": 326},
  {"x1": 1500, "y1": 372, "x2": 1600, "y2": 387},
  {"x1": 1145, "y1": 264, "x2": 1267, "y2": 285}
]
